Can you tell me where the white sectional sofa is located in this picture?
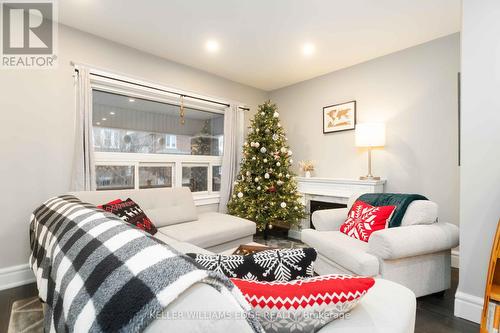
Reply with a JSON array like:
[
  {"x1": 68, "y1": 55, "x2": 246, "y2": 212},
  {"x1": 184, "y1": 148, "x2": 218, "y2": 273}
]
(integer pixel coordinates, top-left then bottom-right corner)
[
  {"x1": 71, "y1": 188, "x2": 416, "y2": 332},
  {"x1": 71, "y1": 187, "x2": 256, "y2": 253},
  {"x1": 302, "y1": 194, "x2": 460, "y2": 297}
]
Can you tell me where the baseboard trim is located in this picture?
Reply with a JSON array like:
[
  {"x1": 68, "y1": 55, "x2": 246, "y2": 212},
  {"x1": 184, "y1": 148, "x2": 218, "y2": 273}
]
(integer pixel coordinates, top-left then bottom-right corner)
[
  {"x1": 0, "y1": 263, "x2": 35, "y2": 291},
  {"x1": 454, "y1": 290, "x2": 483, "y2": 323},
  {"x1": 451, "y1": 249, "x2": 459, "y2": 268}
]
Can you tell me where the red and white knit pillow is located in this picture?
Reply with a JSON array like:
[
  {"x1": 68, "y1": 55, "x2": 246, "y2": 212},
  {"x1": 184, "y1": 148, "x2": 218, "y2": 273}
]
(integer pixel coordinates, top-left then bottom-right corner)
[
  {"x1": 231, "y1": 274, "x2": 375, "y2": 333},
  {"x1": 340, "y1": 200, "x2": 396, "y2": 242}
]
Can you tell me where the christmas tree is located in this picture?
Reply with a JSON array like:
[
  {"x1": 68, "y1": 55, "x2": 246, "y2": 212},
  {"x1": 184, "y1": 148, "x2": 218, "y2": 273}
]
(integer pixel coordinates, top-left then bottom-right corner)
[{"x1": 227, "y1": 101, "x2": 305, "y2": 231}]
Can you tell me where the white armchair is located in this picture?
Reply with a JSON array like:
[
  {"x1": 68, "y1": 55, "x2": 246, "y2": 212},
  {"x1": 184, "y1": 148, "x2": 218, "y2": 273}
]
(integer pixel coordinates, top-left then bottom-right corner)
[{"x1": 301, "y1": 195, "x2": 459, "y2": 297}]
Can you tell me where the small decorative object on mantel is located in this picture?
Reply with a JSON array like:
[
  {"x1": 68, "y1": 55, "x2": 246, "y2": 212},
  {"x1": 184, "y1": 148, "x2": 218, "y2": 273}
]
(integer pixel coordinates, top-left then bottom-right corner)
[
  {"x1": 299, "y1": 160, "x2": 315, "y2": 178},
  {"x1": 355, "y1": 123, "x2": 386, "y2": 180},
  {"x1": 323, "y1": 100, "x2": 356, "y2": 133}
]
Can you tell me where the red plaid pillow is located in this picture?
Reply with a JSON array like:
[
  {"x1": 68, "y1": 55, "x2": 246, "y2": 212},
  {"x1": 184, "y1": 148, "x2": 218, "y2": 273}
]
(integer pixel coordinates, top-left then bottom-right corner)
[
  {"x1": 101, "y1": 198, "x2": 157, "y2": 235},
  {"x1": 340, "y1": 200, "x2": 396, "y2": 242},
  {"x1": 231, "y1": 274, "x2": 375, "y2": 332}
]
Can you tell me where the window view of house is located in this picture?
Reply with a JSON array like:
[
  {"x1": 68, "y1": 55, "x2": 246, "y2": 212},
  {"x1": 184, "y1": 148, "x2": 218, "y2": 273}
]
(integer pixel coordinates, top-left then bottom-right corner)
[{"x1": 93, "y1": 90, "x2": 223, "y2": 191}]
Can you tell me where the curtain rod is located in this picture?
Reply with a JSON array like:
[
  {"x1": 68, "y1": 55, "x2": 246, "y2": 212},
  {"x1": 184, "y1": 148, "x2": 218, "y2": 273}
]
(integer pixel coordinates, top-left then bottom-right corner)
[{"x1": 74, "y1": 68, "x2": 251, "y2": 111}]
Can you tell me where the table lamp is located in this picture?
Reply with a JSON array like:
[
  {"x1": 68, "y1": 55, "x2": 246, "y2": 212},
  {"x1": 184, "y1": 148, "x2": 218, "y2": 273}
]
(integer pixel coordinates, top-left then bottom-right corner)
[{"x1": 355, "y1": 123, "x2": 386, "y2": 180}]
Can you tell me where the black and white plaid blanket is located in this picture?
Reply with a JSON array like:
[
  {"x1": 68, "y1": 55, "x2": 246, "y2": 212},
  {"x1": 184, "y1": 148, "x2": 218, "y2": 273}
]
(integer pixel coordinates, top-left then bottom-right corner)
[{"x1": 29, "y1": 195, "x2": 263, "y2": 332}]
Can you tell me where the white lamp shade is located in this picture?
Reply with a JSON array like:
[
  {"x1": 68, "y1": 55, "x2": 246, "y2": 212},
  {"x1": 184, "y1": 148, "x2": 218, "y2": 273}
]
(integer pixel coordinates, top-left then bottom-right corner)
[{"x1": 355, "y1": 123, "x2": 386, "y2": 147}]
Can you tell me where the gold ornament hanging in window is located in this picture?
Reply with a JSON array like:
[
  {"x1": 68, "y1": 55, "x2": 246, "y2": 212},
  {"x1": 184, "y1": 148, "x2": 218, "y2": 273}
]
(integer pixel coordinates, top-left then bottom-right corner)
[{"x1": 180, "y1": 95, "x2": 185, "y2": 125}]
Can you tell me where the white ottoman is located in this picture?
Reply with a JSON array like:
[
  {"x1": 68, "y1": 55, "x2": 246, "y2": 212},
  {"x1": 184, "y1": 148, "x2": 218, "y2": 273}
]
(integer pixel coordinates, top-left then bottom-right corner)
[{"x1": 318, "y1": 279, "x2": 416, "y2": 333}]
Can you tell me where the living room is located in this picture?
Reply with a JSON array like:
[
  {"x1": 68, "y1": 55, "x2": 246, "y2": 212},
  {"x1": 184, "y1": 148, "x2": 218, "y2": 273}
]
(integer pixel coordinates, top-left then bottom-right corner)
[{"x1": 0, "y1": 1, "x2": 498, "y2": 332}]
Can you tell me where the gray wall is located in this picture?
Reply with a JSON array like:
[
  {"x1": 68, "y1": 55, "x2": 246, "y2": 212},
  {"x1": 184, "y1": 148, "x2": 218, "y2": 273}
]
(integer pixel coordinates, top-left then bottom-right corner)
[
  {"x1": 0, "y1": 24, "x2": 266, "y2": 269},
  {"x1": 269, "y1": 34, "x2": 460, "y2": 226},
  {"x1": 456, "y1": 0, "x2": 500, "y2": 323}
]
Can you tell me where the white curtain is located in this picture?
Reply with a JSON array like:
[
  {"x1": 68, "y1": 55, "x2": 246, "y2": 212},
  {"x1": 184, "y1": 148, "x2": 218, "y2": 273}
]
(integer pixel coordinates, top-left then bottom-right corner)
[
  {"x1": 219, "y1": 105, "x2": 244, "y2": 213},
  {"x1": 71, "y1": 67, "x2": 96, "y2": 191}
]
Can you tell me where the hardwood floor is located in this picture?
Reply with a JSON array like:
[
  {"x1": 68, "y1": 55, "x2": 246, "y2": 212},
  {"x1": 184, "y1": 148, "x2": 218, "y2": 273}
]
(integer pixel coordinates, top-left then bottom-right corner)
[
  {"x1": 415, "y1": 268, "x2": 479, "y2": 333},
  {"x1": 0, "y1": 259, "x2": 479, "y2": 333}
]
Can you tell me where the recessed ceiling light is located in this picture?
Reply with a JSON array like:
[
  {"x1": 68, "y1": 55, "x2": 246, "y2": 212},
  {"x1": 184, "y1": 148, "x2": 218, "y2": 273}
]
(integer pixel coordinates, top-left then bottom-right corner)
[
  {"x1": 96, "y1": 122, "x2": 101, "y2": 126},
  {"x1": 205, "y1": 39, "x2": 219, "y2": 53},
  {"x1": 109, "y1": 111, "x2": 115, "y2": 115},
  {"x1": 101, "y1": 118, "x2": 107, "y2": 121},
  {"x1": 128, "y1": 98, "x2": 135, "y2": 102},
  {"x1": 302, "y1": 43, "x2": 315, "y2": 56}
]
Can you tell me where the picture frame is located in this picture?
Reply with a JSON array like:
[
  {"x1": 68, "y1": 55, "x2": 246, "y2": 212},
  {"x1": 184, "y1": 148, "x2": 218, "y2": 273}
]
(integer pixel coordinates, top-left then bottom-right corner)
[{"x1": 323, "y1": 100, "x2": 356, "y2": 133}]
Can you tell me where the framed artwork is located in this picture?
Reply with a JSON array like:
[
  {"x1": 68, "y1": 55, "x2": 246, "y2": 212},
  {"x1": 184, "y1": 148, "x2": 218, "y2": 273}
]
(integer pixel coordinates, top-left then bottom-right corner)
[{"x1": 323, "y1": 100, "x2": 356, "y2": 133}]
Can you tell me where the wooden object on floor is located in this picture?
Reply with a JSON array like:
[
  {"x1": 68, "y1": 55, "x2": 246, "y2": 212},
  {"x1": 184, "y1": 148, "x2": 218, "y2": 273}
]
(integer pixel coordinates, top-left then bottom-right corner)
[
  {"x1": 481, "y1": 218, "x2": 500, "y2": 332},
  {"x1": 232, "y1": 244, "x2": 277, "y2": 255}
]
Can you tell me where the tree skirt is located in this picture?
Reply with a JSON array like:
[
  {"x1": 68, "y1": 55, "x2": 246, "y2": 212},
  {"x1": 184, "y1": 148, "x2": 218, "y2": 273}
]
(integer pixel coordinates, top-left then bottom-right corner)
[{"x1": 7, "y1": 297, "x2": 43, "y2": 333}]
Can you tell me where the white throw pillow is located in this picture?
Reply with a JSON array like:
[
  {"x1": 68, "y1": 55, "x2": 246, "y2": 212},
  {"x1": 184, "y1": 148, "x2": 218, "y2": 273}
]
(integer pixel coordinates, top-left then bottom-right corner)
[{"x1": 400, "y1": 200, "x2": 438, "y2": 226}]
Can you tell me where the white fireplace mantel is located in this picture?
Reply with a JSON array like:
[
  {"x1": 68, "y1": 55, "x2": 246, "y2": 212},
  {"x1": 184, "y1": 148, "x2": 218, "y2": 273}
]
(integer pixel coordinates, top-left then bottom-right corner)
[
  {"x1": 289, "y1": 177, "x2": 386, "y2": 239},
  {"x1": 296, "y1": 177, "x2": 386, "y2": 200}
]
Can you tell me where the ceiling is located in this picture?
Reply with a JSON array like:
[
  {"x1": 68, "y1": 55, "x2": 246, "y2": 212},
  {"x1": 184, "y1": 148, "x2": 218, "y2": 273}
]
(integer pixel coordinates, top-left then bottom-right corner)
[{"x1": 59, "y1": 0, "x2": 461, "y2": 91}]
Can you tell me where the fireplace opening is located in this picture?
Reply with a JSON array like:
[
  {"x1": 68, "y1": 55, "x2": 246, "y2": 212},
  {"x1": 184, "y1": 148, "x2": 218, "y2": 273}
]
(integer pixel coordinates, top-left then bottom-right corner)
[{"x1": 309, "y1": 200, "x2": 347, "y2": 229}]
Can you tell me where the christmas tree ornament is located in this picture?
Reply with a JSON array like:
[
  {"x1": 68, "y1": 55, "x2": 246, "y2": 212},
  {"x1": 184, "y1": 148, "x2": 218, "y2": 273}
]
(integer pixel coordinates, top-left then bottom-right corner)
[
  {"x1": 254, "y1": 177, "x2": 259, "y2": 182},
  {"x1": 264, "y1": 173, "x2": 270, "y2": 179},
  {"x1": 256, "y1": 128, "x2": 260, "y2": 133},
  {"x1": 260, "y1": 147, "x2": 267, "y2": 153},
  {"x1": 237, "y1": 192, "x2": 243, "y2": 198},
  {"x1": 273, "y1": 112, "x2": 280, "y2": 118},
  {"x1": 246, "y1": 171, "x2": 251, "y2": 176},
  {"x1": 255, "y1": 142, "x2": 260, "y2": 148},
  {"x1": 276, "y1": 162, "x2": 281, "y2": 167},
  {"x1": 272, "y1": 134, "x2": 279, "y2": 141},
  {"x1": 252, "y1": 156, "x2": 256, "y2": 160},
  {"x1": 257, "y1": 186, "x2": 261, "y2": 190},
  {"x1": 280, "y1": 202, "x2": 287, "y2": 208},
  {"x1": 263, "y1": 158, "x2": 268, "y2": 163}
]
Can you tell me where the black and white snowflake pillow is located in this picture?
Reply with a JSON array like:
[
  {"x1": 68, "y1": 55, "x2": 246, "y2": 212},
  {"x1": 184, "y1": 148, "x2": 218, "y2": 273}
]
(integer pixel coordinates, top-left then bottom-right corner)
[{"x1": 186, "y1": 248, "x2": 317, "y2": 282}]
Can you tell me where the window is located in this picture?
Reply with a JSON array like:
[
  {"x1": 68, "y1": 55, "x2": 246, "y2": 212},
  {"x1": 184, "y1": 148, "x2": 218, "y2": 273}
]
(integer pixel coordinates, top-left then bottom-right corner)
[
  {"x1": 182, "y1": 165, "x2": 208, "y2": 192},
  {"x1": 93, "y1": 90, "x2": 224, "y2": 195},
  {"x1": 212, "y1": 165, "x2": 221, "y2": 192},
  {"x1": 96, "y1": 165, "x2": 135, "y2": 190},
  {"x1": 93, "y1": 90, "x2": 224, "y2": 156},
  {"x1": 139, "y1": 165, "x2": 173, "y2": 189}
]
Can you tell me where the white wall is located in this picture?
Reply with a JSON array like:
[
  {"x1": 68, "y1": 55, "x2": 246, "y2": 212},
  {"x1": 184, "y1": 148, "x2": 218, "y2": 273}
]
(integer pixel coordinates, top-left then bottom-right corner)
[
  {"x1": 455, "y1": 0, "x2": 500, "y2": 323},
  {"x1": 0, "y1": 24, "x2": 267, "y2": 272},
  {"x1": 269, "y1": 34, "x2": 460, "y2": 225}
]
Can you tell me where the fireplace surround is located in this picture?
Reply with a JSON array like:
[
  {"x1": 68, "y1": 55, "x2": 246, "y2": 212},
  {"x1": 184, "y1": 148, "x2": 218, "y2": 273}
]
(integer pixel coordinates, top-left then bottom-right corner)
[{"x1": 290, "y1": 177, "x2": 386, "y2": 239}]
